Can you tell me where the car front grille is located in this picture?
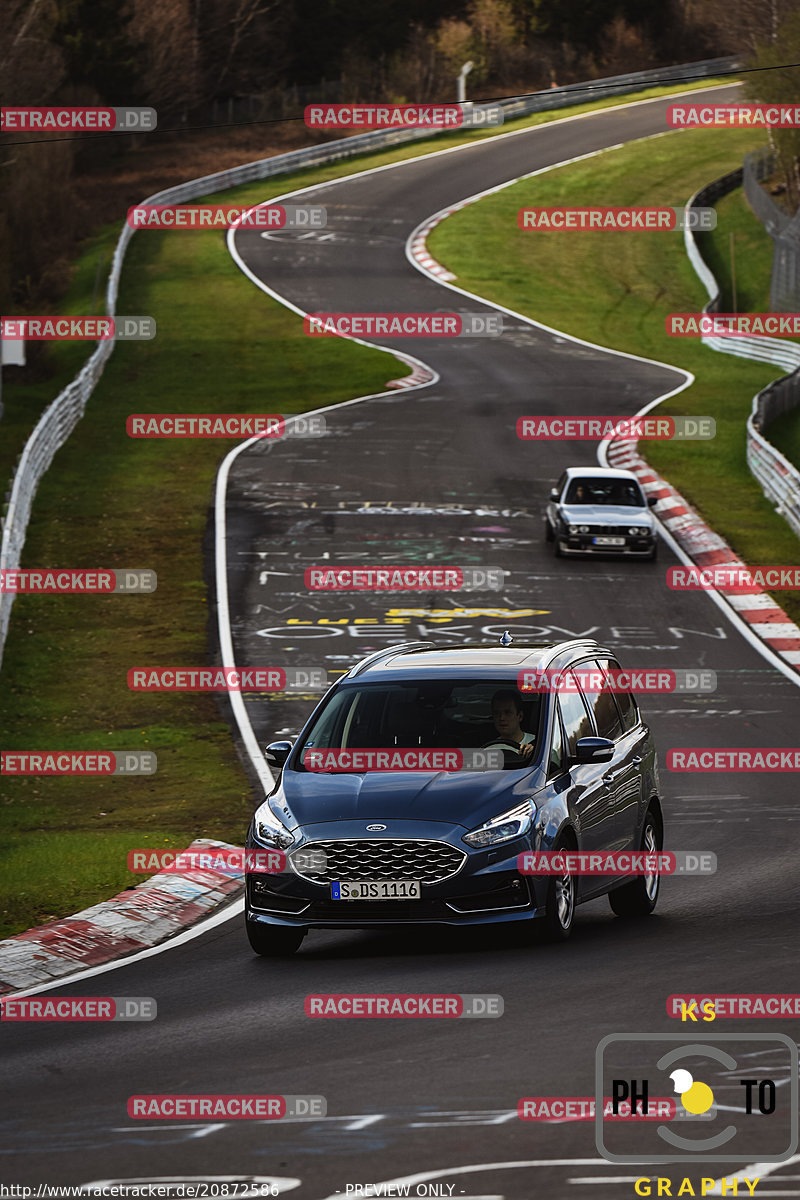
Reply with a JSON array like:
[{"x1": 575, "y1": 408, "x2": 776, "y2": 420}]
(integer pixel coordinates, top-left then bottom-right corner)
[{"x1": 290, "y1": 839, "x2": 466, "y2": 884}]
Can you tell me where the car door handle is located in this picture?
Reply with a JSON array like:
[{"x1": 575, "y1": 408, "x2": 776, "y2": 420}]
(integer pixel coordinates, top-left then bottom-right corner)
[
  {"x1": 603, "y1": 768, "x2": 624, "y2": 782},
  {"x1": 631, "y1": 755, "x2": 642, "y2": 765}
]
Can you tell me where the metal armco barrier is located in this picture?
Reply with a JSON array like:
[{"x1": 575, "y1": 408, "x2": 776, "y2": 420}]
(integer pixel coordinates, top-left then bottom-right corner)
[
  {"x1": 743, "y1": 147, "x2": 800, "y2": 312},
  {"x1": 684, "y1": 175, "x2": 800, "y2": 540},
  {"x1": 0, "y1": 56, "x2": 739, "y2": 670}
]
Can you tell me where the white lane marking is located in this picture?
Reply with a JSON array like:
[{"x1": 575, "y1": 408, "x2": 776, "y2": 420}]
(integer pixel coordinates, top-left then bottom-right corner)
[{"x1": 402, "y1": 118, "x2": 800, "y2": 691}]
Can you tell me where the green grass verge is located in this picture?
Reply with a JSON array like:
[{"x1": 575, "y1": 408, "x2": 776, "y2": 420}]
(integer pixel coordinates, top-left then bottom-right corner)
[
  {"x1": 0, "y1": 75, "x2": 738, "y2": 939},
  {"x1": 428, "y1": 126, "x2": 800, "y2": 628}
]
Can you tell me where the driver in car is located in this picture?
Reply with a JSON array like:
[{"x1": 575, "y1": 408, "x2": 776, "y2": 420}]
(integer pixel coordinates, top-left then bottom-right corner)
[{"x1": 485, "y1": 689, "x2": 535, "y2": 760}]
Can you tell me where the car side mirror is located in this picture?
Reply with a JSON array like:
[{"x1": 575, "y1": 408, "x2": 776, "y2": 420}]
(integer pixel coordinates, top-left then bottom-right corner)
[
  {"x1": 550, "y1": 487, "x2": 560, "y2": 501},
  {"x1": 265, "y1": 740, "x2": 293, "y2": 769},
  {"x1": 574, "y1": 736, "x2": 615, "y2": 764},
  {"x1": 647, "y1": 495, "x2": 658, "y2": 507}
]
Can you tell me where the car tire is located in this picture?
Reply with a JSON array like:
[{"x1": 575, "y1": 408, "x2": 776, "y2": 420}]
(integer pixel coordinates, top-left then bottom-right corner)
[
  {"x1": 544, "y1": 519, "x2": 554, "y2": 543},
  {"x1": 542, "y1": 837, "x2": 576, "y2": 942},
  {"x1": 608, "y1": 808, "x2": 662, "y2": 918},
  {"x1": 647, "y1": 542, "x2": 659, "y2": 562},
  {"x1": 246, "y1": 919, "x2": 306, "y2": 957},
  {"x1": 554, "y1": 535, "x2": 564, "y2": 558}
]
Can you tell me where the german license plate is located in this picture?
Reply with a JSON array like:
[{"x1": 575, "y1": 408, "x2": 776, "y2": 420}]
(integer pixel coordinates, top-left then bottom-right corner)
[
  {"x1": 593, "y1": 536, "x2": 625, "y2": 546},
  {"x1": 331, "y1": 880, "x2": 422, "y2": 900}
]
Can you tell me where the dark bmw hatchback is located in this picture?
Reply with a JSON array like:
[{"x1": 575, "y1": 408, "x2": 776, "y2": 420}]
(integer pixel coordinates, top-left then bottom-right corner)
[{"x1": 245, "y1": 637, "x2": 664, "y2": 955}]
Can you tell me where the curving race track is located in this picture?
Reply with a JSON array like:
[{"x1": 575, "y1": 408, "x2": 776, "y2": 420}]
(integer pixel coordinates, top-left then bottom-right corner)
[{"x1": 4, "y1": 83, "x2": 800, "y2": 1200}]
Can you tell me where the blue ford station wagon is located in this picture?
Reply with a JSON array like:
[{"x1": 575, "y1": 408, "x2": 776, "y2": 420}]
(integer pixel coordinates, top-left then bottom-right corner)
[{"x1": 245, "y1": 637, "x2": 664, "y2": 956}]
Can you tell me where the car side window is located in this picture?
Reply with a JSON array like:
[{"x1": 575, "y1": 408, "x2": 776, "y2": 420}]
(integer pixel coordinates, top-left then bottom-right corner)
[
  {"x1": 556, "y1": 471, "x2": 567, "y2": 497},
  {"x1": 557, "y1": 673, "x2": 593, "y2": 759},
  {"x1": 548, "y1": 707, "x2": 565, "y2": 778},
  {"x1": 578, "y1": 659, "x2": 623, "y2": 741},
  {"x1": 599, "y1": 657, "x2": 640, "y2": 733}
]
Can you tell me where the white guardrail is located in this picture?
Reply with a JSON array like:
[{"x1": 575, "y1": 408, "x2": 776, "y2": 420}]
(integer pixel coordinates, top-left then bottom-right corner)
[
  {"x1": 0, "y1": 56, "x2": 739, "y2": 668},
  {"x1": 684, "y1": 173, "x2": 800, "y2": 540}
]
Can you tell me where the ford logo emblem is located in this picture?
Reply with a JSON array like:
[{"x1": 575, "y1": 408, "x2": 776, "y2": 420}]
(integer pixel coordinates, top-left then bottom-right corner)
[{"x1": 366, "y1": 823, "x2": 387, "y2": 831}]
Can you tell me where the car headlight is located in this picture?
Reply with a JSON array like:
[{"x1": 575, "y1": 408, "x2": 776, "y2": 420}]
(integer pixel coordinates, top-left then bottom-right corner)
[
  {"x1": 628, "y1": 526, "x2": 650, "y2": 535},
  {"x1": 569, "y1": 524, "x2": 579, "y2": 534},
  {"x1": 463, "y1": 799, "x2": 536, "y2": 848},
  {"x1": 579, "y1": 525, "x2": 590, "y2": 533},
  {"x1": 253, "y1": 797, "x2": 297, "y2": 850}
]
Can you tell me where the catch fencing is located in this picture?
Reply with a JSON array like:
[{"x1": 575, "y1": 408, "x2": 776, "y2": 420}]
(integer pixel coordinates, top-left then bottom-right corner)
[{"x1": 742, "y1": 146, "x2": 800, "y2": 312}]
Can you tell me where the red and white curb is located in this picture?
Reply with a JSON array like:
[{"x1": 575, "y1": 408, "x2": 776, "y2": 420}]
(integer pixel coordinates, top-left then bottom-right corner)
[
  {"x1": 386, "y1": 361, "x2": 436, "y2": 389},
  {"x1": 607, "y1": 436, "x2": 800, "y2": 671},
  {"x1": 0, "y1": 839, "x2": 245, "y2": 995},
  {"x1": 408, "y1": 214, "x2": 459, "y2": 282}
]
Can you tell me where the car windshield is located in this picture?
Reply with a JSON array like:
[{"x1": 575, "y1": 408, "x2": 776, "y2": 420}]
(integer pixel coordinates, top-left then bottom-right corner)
[
  {"x1": 295, "y1": 678, "x2": 544, "y2": 771},
  {"x1": 565, "y1": 477, "x2": 645, "y2": 507}
]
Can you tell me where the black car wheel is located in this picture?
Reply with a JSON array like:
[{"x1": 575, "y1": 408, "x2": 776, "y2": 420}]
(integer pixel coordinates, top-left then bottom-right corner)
[
  {"x1": 544, "y1": 519, "x2": 554, "y2": 543},
  {"x1": 647, "y1": 542, "x2": 659, "y2": 561},
  {"x1": 609, "y1": 809, "x2": 662, "y2": 918},
  {"x1": 246, "y1": 918, "x2": 306, "y2": 957},
  {"x1": 542, "y1": 837, "x2": 576, "y2": 941},
  {"x1": 554, "y1": 534, "x2": 564, "y2": 558}
]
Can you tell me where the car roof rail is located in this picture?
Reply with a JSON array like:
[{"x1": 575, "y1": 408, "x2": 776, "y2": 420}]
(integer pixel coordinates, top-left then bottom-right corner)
[
  {"x1": 348, "y1": 641, "x2": 436, "y2": 678},
  {"x1": 534, "y1": 638, "x2": 602, "y2": 668}
]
